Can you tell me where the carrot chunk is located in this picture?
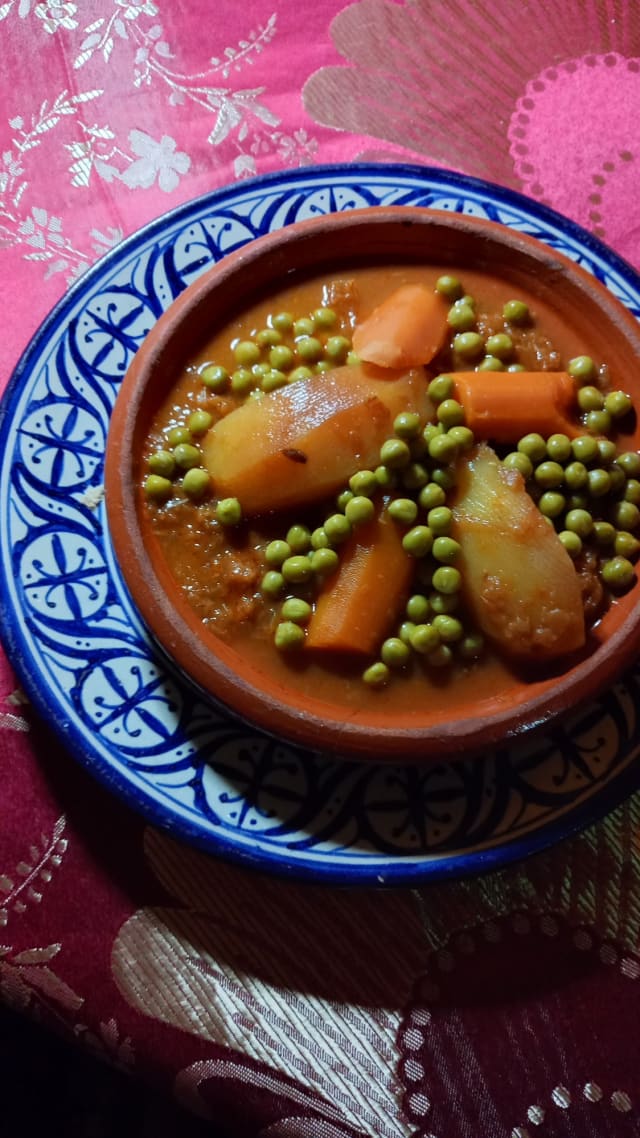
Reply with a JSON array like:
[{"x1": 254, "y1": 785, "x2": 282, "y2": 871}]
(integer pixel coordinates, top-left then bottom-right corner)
[
  {"x1": 352, "y1": 284, "x2": 449, "y2": 369},
  {"x1": 306, "y1": 504, "x2": 414, "y2": 656},
  {"x1": 202, "y1": 364, "x2": 432, "y2": 515},
  {"x1": 453, "y1": 370, "x2": 579, "y2": 441}
]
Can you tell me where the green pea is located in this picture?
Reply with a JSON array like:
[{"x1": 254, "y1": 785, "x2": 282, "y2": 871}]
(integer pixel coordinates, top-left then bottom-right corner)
[
  {"x1": 566, "y1": 493, "x2": 589, "y2": 512},
  {"x1": 447, "y1": 425, "x2": 475, "y2": 451},
  {"x1": 447, "y1": 304, "x2": 476, "y2": 332},
  {"x1": 605, "y1": 390, "x2": 633, "y2": 419},
  {"x1": 615, "y1": 452, "x2": 640, "y2": 477},
  {"x1": 375, "y1": 464, "x2": 397, "y2": 489},
  {"x1": 402, "y1": 525, "x2": 434, "y2": 557},
  {"x1": 418, "y1": 482, "x2": 447, "y2": 511},
  {"x1": 256, "y1": 327, "x2": 282, "y2": 348},
  {"x1": 587, "y1": 468, "x2": 612, "y2": 497},
  {"x1": 623, "y1": 478, "x2": 640, "y2": 508},
  {"x1": 388, "y1": 497, "x2": 419, "y2": 526},
  {"x1": 324, "y1": 513, "x2": 352, "y2": 543},
  {"x1": 565, "y1": 508, "x2": 593, "y2": 538},
  {"x1": 432, "y1": 536, "x2": 461, "y2": 563},
  {"x1": 426, "y1": 644, "x2": 454, "y2": 668},
  {"x1": 436, "y1": 274, "x2": 463, "y2": 300},
  {"x1": 231, "y1": 367, "x2": 255, "y2": 395},
  {"x1": 538, "y1": 491, "x2": 565, "y2": 518},
  {"x1": 314, "y1": 359, "x2": 332, "y2": 374},
  {"x1": 399, "y1": 620, "x2": 417, "y2": 645},
  {"x1": 432, "y1": 614, "x2": 463, "y2": 642},
  {"x1": 453, "y1": 331, "x2": 484, "y2": 358},
  {"x1": 310, "y1": 547, "x2": 339, "y2": 575},
  {"x1": 313, "y1": 306, "x2": 337, "y2": 328},
  {"x1": 173, "y1": 443, "x2": 202, "y2": 471},
  {"x1": 601, "y1": 556, "x2": 635, "y2": 590},
  {"x1": 380, "y1": 438, "x2": 411, "y2": 468},
  {"x1": 597, "y1": 438, "x2": 617, "y2": 464},
  {"x1": 252, "y1": 361, "x2": 269, "y2": 377},
  {"x1": 362, "y1": 661, "x2": 390, "y2": 687},
  {"x1": 336, "y1": 489, "x2": 353, "y2": 511},
  {"x1": 427, "y1": 506, "x2": 452, "y2": 535},
  {"x1": 614, "y1": 531, "x2": 640, "y2": 559},
  {"x1": 381, "y1": 637, "x2": 411, "y2": 668},
  {"x1": 144, "y1": 474, "x2": 172, "y2": 502},
  {"x1": 476, "y1": 355, "x2": 505, "y2": 372},
  {"x1": 265, "y1": 539, "x2": 291, "y2": 566},
  {"x1": 485, "y1": 333, "x2": 513, "y2": 360},
  {"x1": 269, "y1": 345, "x2": 295, "y2": 372},
  {"x1": 261, "y1": 570, "x2": 284, "y2": 597},
  {"x1": 563, "y1": 461, "x2": 589, "y2": 489},
  {"x1": 274, "y1": 621, "x2": 305, "y2": 650},
  {"x1": 349, "y1": 469, "x2": 378, "y2": 496},
  {"x1": 593, "y1": 521, "x2": 616, "y2": 546},
  {"x1": 432, "y1": 566, "x2": 461, "y2": 594},
  {"x1": 216, "y1": 497, "x2": 243, "y2": 526},
  {"x1": 611, "y1": 500, "x2": 640, "y2": 531},
  {"x1": 423, "y1": 422, "x2": 444, "y2": 445},
  {"x1": 428, "y1": 374, "x2": 455, "y2": 403},
  {"x1": 567, "y1": 355, "x2": 596, "y2": 384},
  {"x1": 436, "y1": 399, "x2": 465, "y2": 427},
  {"x1": 557, "y1": 530, "x2": 582, "y2": 558},
  {"x1": 402, "y1": 462, "x2": 430, "y2": 490},
  {"x1": 271, "y1": 311, "x2": 294, "y2": 332},
  {"x1": 459, "y1": 631, "x2": 485, "y2": 659},
  {"x1": 508, "y1": 363, "x2": 526, "y2": 373},
  {"x1": 296, "y1": 336, "x2": 323, "y2": 363},
  {"x1": 234, "y1": 340, "x2": 260, "y2": 366},
  {"x1": 288, "y1": 365, "x2": 314, "y2": 383},
  {"x1": 546, "y1": 433, "x2": 571, "y2": 462},
  {"x1": 571, "y1": 435, "x2": 600, "y2": 463},
  {"x1": 429, "y1": 590, "x2": 459, "y2": 614},
  {"x1": 534, "y1": 461, "x2": 565, "y2": 488},
  {"x1": 503, "y1": 299, "x2": 530, "y2": 324},
  {"x1": 200, "y1": 364, "x2": 229, "y2": 391},
  {"x1": 431, "y1": 467, "x2": 456, "y2": 491},
  {"x1": 148, "y1": 450, "x2": 176, "y2": 478},
  {"x1": 167, "y1": 425, "x2": 191, "y2": 447},
  {"x1": 281, "y1": 597, "x2": 312, "y2": 624},
  {"x1": 578, "y1": 386, "x2": 604, "y2": 412},
  {"x1": 186, "y1": 411, "x2": 212, "y2": 437},
  {"x1": 345, "y1": 495, "x2": 376, "y2": 525},
  {"x1": 586, "y1": 409, "x2": 613, "y2": 436},
  {"x1": 324, "y1": 336, "x2": 351, "y2": 364},
  {"x1": 310, "y1": 527, "x2": 330, "y2": 550},
  {"x1": 293, "y1": 316, "x2": 315, "y2": 337},
  {"x1": 503, "y1": 451, "x2": 533, "y2": 478},
  {"x1": 410, "y1": 623, "x2": 441, "y2": 654},
  {"x1": 261, "y1": 369, "x2": 287, "y2": 392},
  {"x1": 182, "y1": 467, "x2": 210, "y2": 499},
  {"x1": 282, "y1": 555, "x2": 313, "y2": 584},
  {"x1": 428, "y1": 433, "x2": 457, "y2": 463},
  {"x1": 518, "y1": 433, "x2": 547, "y2": 462},
  {"x1": 394, "y1": 411, "x2": 422, "y2": 438},
  {"x1": 406, "y1": 594, "x2": 430, "y2": 622},
  {"x1": 609, "y1": 467, "x2": 626, "y2": 494},
  {"x1": 286, "y1": 524, "x2": 312, "y2": 553}
]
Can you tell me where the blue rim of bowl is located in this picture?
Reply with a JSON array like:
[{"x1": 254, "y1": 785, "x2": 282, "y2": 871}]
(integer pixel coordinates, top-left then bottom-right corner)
[{"x1": 0, "y1": 161, "x2": 639, "y2": 886}]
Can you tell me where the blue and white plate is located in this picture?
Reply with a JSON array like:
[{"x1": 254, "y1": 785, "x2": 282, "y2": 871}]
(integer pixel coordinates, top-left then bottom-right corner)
[{"x1": 1, "y1": 163, "x2": 640, "y2": 886}]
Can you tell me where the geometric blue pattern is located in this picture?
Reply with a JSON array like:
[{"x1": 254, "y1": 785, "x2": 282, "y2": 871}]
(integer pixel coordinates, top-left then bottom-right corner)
[{"x1": 1, "y1": 163, "x2": 640, "y2": 885}]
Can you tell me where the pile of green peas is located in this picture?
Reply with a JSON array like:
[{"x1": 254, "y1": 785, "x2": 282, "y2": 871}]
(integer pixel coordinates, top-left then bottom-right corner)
[
  {"x1": 144, "y1": 271, "x2": 640, "y2": 690},
  {"x1": 196, "y1": 304, "x2": 353, "y2": 398}
]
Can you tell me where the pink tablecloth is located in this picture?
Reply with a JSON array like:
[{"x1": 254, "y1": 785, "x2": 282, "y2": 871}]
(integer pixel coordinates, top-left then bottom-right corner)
[{"x1": 2, "y1": 2, "x2": 640, "y2": 1134}]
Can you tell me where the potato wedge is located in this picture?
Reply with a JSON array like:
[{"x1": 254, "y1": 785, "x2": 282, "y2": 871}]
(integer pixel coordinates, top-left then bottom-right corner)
[
  {"x1": 452, "y1": 444, "x2": 585, "y2": 660},
  {"x1": 202, "y1": 364, "x2": 432, "y2": 515}
]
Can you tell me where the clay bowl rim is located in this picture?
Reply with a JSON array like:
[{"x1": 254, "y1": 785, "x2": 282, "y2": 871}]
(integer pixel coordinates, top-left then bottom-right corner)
[{"x1": 104, "y1": 205, "x2": 640, "y2": 763}]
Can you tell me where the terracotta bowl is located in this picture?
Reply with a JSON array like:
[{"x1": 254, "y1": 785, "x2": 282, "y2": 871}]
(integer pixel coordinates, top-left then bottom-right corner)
[{"x1": 104, "y1": 207, "x2": 640, "y2": 762}]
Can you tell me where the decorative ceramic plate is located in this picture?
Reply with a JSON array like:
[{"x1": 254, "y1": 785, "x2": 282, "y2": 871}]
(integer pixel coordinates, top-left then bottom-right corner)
[{"x1": 2, "y1": 164, "x2": 640, "y2": 886}]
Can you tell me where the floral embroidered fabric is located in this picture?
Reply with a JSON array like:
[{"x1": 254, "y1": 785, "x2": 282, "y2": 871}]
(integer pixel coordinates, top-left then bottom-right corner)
[{"x1": 1, "y1": 1, "x2": 640, "y2": 1134}]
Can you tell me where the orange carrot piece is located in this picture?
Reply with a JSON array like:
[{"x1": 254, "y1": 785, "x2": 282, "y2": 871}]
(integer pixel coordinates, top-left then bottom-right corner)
[
  {"x1": 202, "y1": 364, "x2": 432, "y2": 515},
  {"x1": 453, "y1": 371, "x2": 579, "y2": 442},
  {"x1": 352, "y1": 283, "x2": 449, "y2": 369},
  {"x1": 306, "y1": 505, "x2": 414, "y2": 656}
]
